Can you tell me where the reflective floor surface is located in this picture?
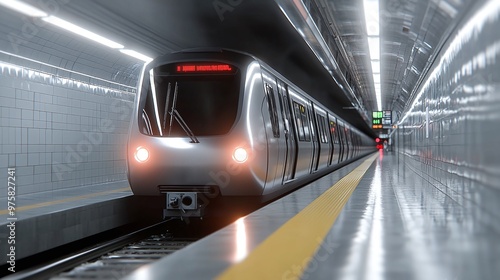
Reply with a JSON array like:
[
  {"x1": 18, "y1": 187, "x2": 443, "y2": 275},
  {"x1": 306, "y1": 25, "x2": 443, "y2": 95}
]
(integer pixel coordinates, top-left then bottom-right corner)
[
  {"x1": 305, "y1": 150, "x2": 500, "y2": 280},
  {"x1": 125, "y1": 151, "x2": 500, "y2": 279}
]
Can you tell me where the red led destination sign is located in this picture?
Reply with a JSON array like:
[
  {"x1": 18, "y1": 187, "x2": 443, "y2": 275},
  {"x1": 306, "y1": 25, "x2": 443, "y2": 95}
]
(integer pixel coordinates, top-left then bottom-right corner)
[{"x1": 176, "y1": 64, "x2": 233, "y2": 73}]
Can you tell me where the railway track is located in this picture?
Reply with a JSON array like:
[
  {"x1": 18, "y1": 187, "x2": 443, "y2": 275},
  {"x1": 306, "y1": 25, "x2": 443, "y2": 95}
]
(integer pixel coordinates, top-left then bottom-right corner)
[
  {"x1": 52, "y1": 233, "x2": 194, "y2": 279},
  {"x1": 6, "y1": 221, "x2": 196, "y2": 280}
]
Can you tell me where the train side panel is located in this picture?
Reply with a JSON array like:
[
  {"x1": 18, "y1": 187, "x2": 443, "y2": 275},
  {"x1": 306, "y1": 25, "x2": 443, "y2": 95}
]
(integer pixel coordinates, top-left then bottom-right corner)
[{"x1": 258, "y1": 61, "x2": 376, "y2": 198}]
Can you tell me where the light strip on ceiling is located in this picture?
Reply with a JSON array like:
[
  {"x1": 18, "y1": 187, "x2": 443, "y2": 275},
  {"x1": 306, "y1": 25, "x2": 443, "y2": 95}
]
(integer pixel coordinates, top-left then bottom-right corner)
[
  {"x1": 0, "y1": 0, "x2": 47, "y2": 17},
  {"x1": 0, "y1": 0, "x2": 152, "y2": 63},
  {"x1": 367, "y1": 37, "x2": 380, "y2": 60},
  {"x1": 364, "y1": 0, "x2": 379, "y2": 36},
  {"x1": 363, "y1": 0, "x2": 382, "y2": 111},
  {"x1": 120, "y1": 49, "x2": 153, "y2": 63},
  {"x1": 42, "y1": 16, "x2": 124, "y2": 49}
]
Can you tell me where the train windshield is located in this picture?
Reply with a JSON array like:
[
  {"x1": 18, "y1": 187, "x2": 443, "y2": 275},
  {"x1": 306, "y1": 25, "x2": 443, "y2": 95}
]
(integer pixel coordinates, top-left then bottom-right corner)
[{"x1": 139, "y1": 64, "x2": 240, "y2": 137}]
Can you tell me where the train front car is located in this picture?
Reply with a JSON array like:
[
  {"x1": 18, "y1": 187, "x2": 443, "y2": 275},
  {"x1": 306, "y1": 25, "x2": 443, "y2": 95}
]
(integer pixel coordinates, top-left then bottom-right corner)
[{"x1": 127, "y1": 50, "x2": 268, "y2": 218}]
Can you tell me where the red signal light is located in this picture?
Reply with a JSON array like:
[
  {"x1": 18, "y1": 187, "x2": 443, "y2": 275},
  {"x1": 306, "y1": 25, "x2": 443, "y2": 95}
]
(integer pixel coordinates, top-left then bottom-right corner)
[{"x1": 375, "y1": 137, "x2": 380, "y2": 143}]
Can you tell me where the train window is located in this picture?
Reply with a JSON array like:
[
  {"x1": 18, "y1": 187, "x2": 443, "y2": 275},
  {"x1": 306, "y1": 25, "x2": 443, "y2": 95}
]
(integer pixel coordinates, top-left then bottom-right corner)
[
  {"x1": 338, "y1": 123, "x2": 345, "y2": 144},
  {"x1": 293, "y1": 101, "x2": 311, "y2": 142},
  {"x1": 330, "y1": 121, "x2": 339, "y2": 144},
  {"x1": 293, "y1": 102, "x2": 305, "y2": 141},
  {"x1": 302, "y1": 109, "x2": 311, "y2": 141},
  {"x1": 321, "y1": 116, "x2": 328, "y2": 143},
  {"x1": 265, "y1": 83, "x2": 280, "y2": 138},
  {"x1": 316, "y1": 114, "x2": 328, "y2": 143},
  {"x1": 141, "y1": 68, "x2": 240, "y2": 136},
  {"x1": 141, "y1": 109, "x2": 153, "y2": 135}
]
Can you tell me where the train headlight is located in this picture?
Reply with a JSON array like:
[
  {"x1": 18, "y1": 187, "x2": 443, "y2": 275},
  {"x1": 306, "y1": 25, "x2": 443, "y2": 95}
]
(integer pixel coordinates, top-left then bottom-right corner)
[
  {"x1": 134, "y1": 147, "x2": 149, "y2": 163},
  {"x1": 232, "y1": 147, "x2": 248, "y2": 163}
]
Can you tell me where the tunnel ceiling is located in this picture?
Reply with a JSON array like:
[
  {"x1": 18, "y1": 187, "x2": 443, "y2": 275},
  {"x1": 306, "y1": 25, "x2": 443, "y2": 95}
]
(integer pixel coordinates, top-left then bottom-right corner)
[
  {"x1": 0, "y1": 0, "x2": 479, "y2": 135},
  {"x1": 312, "y1": 0, "x2": 476, "y2": 115}
]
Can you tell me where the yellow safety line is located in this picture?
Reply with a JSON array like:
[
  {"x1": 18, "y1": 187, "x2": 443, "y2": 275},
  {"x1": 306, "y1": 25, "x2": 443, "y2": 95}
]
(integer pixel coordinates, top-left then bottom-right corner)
[
  {"x1": 217, "y1": 153, "x2": 378, "y2": 280},
  {"x1": 0, "y1": 187, "x2": 131, "y2": 215}
]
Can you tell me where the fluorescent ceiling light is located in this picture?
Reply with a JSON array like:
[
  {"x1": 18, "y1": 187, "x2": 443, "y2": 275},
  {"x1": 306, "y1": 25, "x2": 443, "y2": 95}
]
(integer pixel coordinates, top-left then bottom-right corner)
[
  {"x1": 367, "y1": 37, "x2": 380, "y2": 60},
  {"x1": 375, "y1": 87, "x2": 382, "y2": 111},
  {"x1": 0, "y1": 0, "x2": 47, "y2": 17},
  {"x1": 42, "y1": 16, "x2": 124, "y2": 49},
  {"x1": 371, "y1": 60, "x2": 380, "y2": 73},
  {"x1": 120, "y1": 49, "x2": 153, "y2": 63},
  {"x1": 3, "y1": 1, "x2": 151, "y2": 63},
  {"x1": 364, "y1": 0, "x2": 382, "y2": 112},
  {"x1": 363, "y1": 0, "x2": 379, "y2": 36}
]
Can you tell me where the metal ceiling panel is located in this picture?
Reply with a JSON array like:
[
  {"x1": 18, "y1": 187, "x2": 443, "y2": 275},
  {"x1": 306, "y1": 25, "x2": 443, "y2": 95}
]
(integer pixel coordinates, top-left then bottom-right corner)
[
  {"x1": 0, "y1": 0, "x2": 480, "y2": 133},
  {"x1": 298, "y1": 0, "x2": 476, "y2": 121}
]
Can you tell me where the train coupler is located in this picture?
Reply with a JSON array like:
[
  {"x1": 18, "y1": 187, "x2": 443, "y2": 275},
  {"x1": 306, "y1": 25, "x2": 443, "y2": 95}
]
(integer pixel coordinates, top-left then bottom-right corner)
[{"x1": 163, "y1": 192, "x2": 203, "y2": 220}]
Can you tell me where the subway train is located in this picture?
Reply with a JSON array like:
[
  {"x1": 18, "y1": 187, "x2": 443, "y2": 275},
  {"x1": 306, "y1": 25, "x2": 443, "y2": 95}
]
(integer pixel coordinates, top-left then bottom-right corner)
[{"x1": 127, "y1": 49, "x2": 375, "y2": 218}]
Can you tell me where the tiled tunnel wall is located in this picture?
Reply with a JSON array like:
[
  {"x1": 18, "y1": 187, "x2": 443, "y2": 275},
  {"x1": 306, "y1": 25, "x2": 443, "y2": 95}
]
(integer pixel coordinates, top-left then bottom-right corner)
[
  {"x1": 396, "y1": 0, "x2": 500, "y2": 232},
  {"x1": 0, "y1": 61, "x2": 135, "y2": 196}
]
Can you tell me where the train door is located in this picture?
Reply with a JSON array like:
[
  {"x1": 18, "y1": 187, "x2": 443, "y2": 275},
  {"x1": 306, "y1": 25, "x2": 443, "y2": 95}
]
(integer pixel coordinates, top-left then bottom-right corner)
[
  {"x1": 277, "y1": 80, "x2": 297, "y2": 183},
  {"x1": 345, "y1": 125, "x2": 351, "y2": 160},
  {"x1": 351, "y1": 131, "x2": 358, "y2": 158},
  {"x1": 347, "y1": 127, "x2": 353, "y2": 159},
  {"x1": 313, "y1": 105, "x2": 330, "y2": 170},
  {"x1": 350, "y1": 129, "x2": 354, "y2": 158},
  {"x1": 309, "y1": 104, "x2": 320, "y2": 173},
  {"x1": 288, "y1": 89, "x2": 314, "y2": 179},
  {"x1": 338, "y1": 121, "x2": 345, "y2": 162},
  {"x1": 262, "y1": 71, "x2": 285, "y2": 192},
  {"x1": 327, "y1": 116, "x2": 334, "y2": 166},
  {"x1": 328, "y1": 115, "x2": 340, "y2": 164}
]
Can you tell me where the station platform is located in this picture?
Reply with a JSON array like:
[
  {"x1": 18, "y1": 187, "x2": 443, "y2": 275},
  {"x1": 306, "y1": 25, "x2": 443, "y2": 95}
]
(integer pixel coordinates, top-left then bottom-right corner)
[
  {"x1": 125, "y1": 151, "x2": 500, "y2": 280},
  {"x1": 0, "y1": 181, "x2": 137, "y2": 263}
]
